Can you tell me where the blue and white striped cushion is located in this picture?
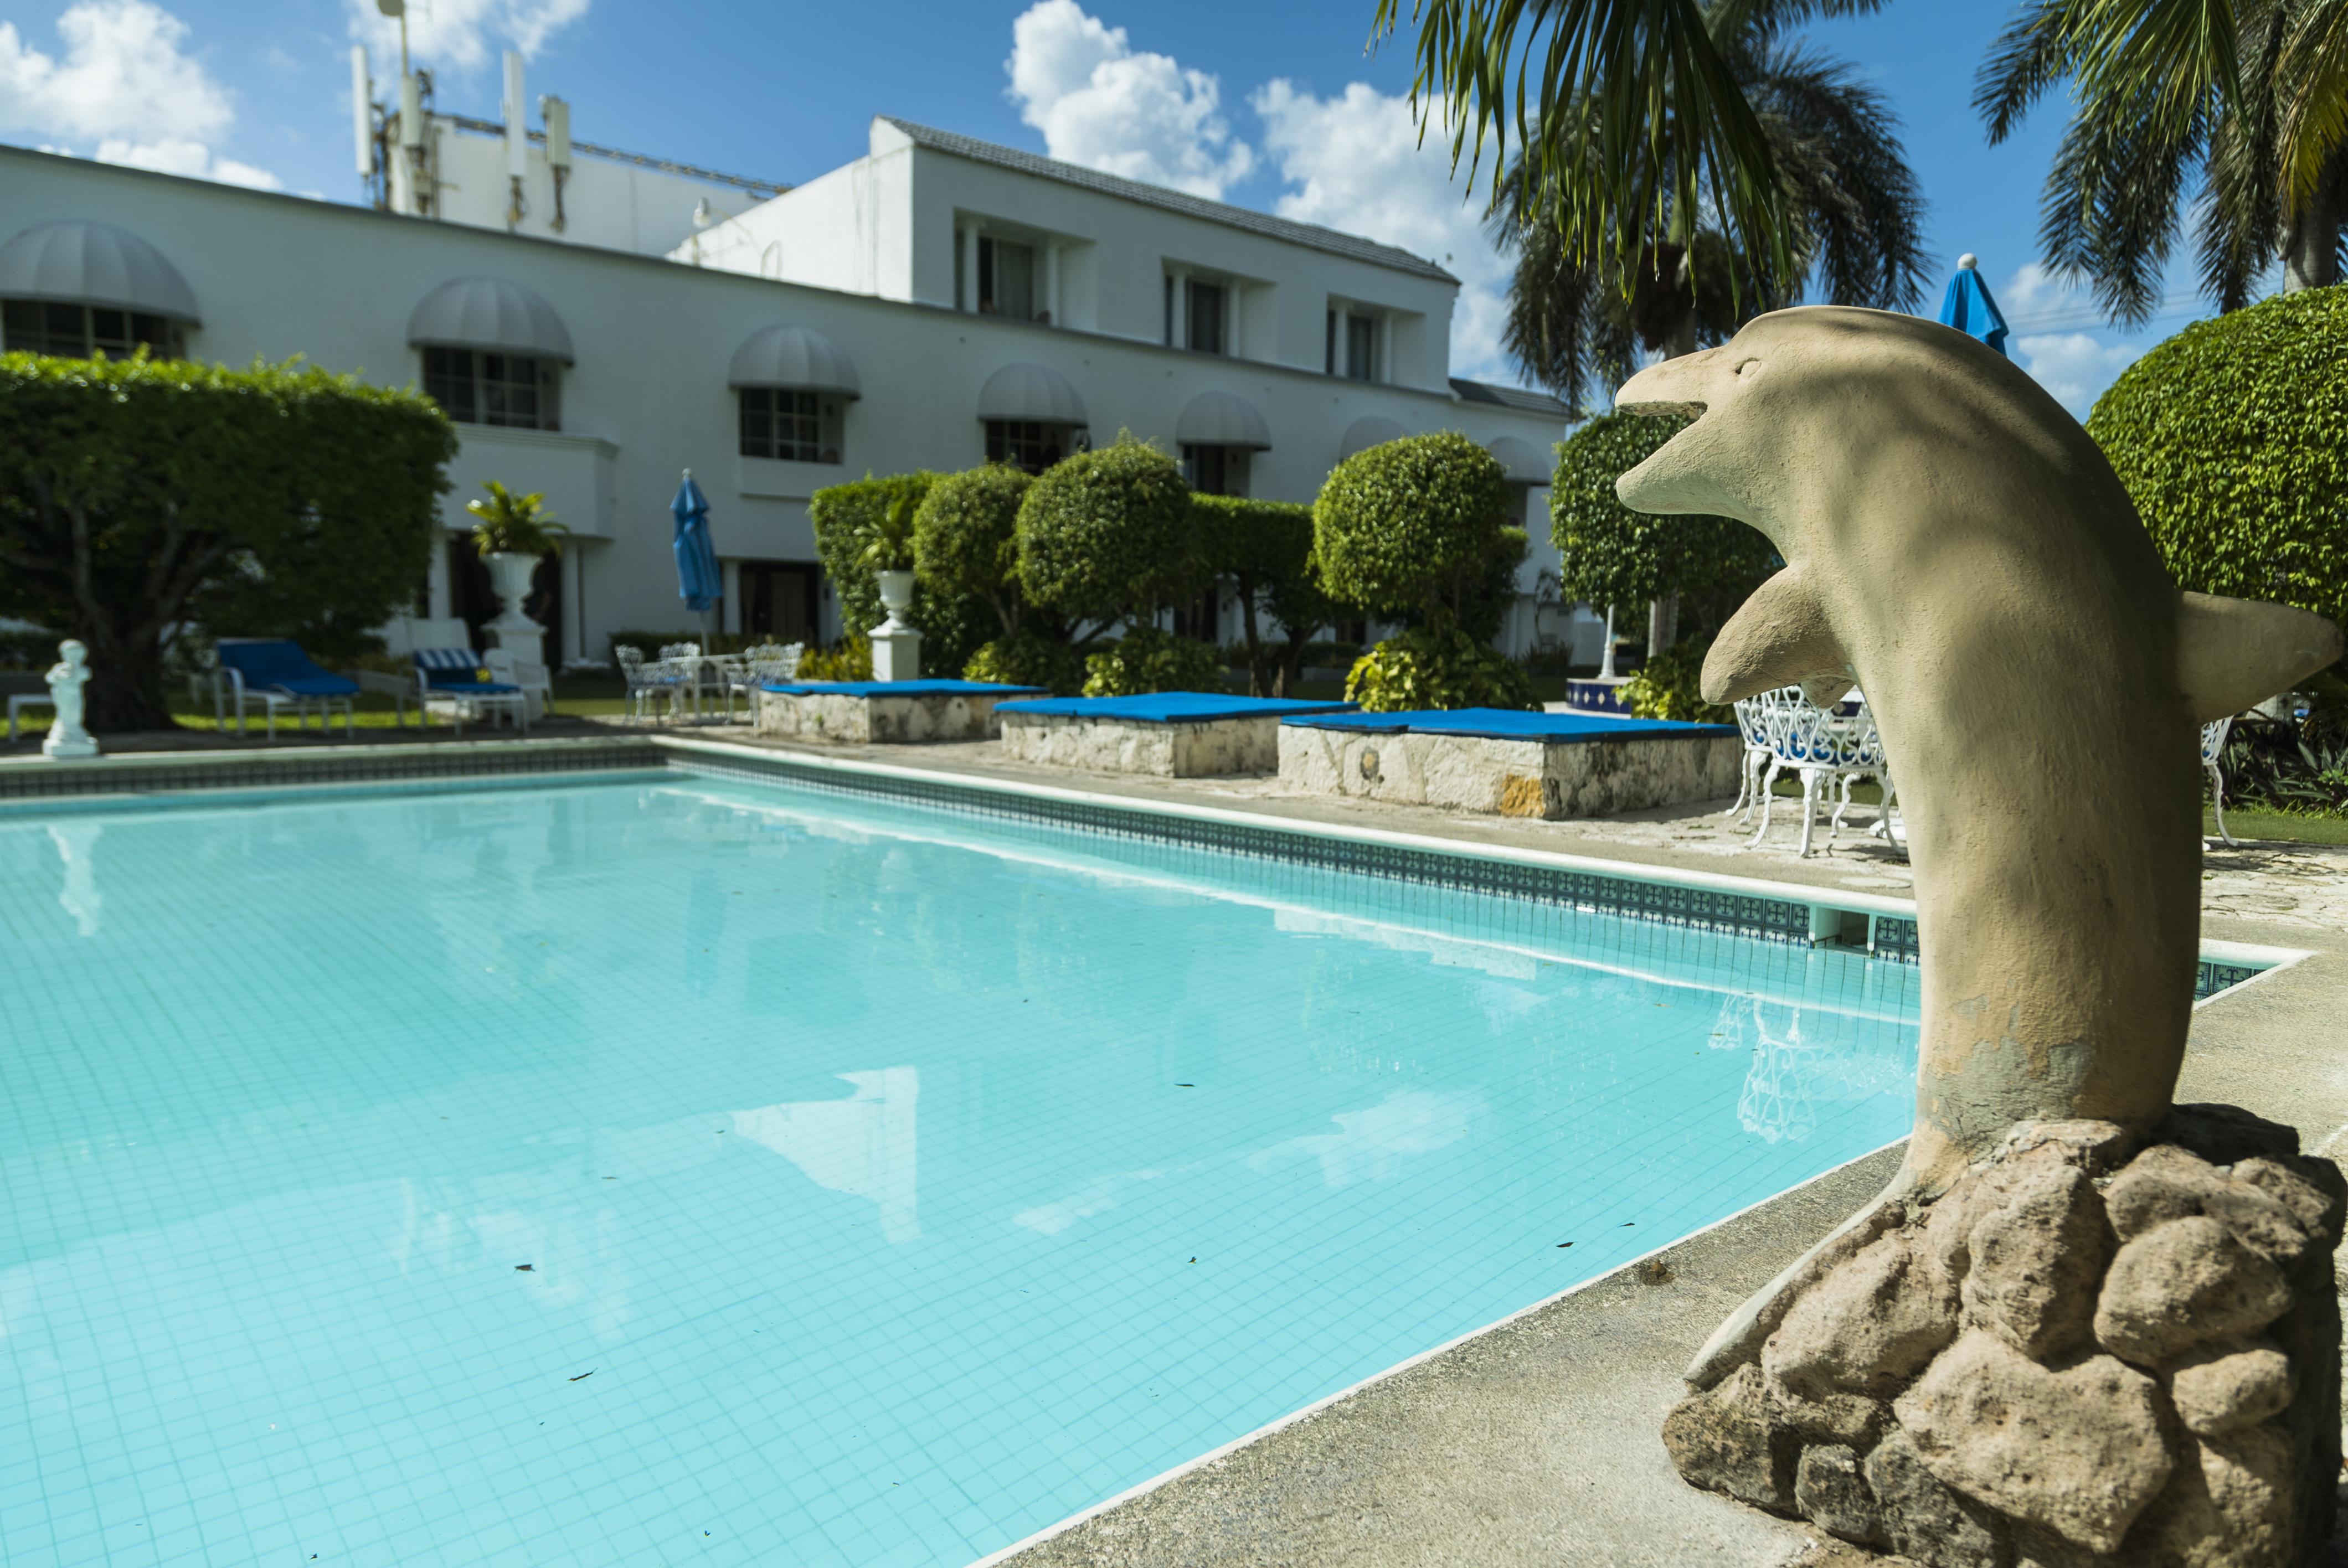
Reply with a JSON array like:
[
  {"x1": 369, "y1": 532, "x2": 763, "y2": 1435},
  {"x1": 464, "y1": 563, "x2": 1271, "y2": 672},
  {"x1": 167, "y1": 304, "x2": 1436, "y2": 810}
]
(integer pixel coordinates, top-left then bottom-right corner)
[{"x1": 414, "y1": 647, "x2": 493, "y2": 689}]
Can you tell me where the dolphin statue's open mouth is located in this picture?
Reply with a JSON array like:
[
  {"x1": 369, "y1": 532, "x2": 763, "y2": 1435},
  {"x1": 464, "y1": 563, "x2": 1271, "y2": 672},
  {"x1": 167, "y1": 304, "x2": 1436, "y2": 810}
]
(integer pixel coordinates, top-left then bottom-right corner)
[{"x1": 1605, "y1": 306, "x2": 2345, "y2": 1388}]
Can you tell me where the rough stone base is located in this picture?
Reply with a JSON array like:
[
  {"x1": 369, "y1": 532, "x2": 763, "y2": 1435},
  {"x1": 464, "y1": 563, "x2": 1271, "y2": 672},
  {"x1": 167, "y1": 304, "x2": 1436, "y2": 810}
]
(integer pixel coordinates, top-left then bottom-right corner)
[
  {"x1": 1277, "y1": 724, "x2": 1742, "y2": 819},
  {"x1": 753, "y1": 689, "x2": 1014, "y2": 745},
  {"x1": 1664, "y1": 1106, "x2": 2344, "y2": 1567},
  {"x1": 998, "y1": 713, "x2": 1276, "y2": 777}
]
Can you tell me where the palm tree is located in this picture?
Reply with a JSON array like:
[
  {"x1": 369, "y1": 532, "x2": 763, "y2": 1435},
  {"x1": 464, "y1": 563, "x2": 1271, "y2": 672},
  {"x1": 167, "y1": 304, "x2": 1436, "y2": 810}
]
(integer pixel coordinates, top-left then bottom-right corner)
[{"x1": 1490, "y1": 16, "x2": 1926, "y2": 414}]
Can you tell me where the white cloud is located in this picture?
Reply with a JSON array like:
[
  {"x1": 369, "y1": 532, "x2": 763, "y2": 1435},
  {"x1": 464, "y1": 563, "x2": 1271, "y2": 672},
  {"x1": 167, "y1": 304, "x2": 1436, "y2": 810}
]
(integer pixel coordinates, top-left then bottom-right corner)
[
  {"x1": 1252, "y1": 79, "x2": 1509, "y2": 380},
  {"x1": 345, "y1": 0, "x2": 591, "y2": 75},
  {"x1": 1005, "y1": 0, "x2": 1253, "y2": 200},
  {"x1": 2014, "y1": 332, "x2": 2141, "y2": 418},
  {"x1": 96, "y1": 135, "x2": 280, "y2": 189},
  {"x1": 0, "y1": 2, "x2": 278, "y2": 190},
  {"x1": 0, "y1": 0, "x2": 228, "y2": 141},
  {"x1": 1999, "y1": 260, "x2": 2079, "y2": 320}
]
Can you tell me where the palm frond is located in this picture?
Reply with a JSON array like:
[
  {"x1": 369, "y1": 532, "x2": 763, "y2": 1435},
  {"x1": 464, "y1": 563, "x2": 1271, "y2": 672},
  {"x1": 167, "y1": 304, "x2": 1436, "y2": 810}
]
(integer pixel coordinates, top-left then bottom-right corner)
[
  {"x1": 2280, "y1": 0, "x2": 2348, "y2": 204},
  {"x1": 1976, "y1": 1, "x2": 2077, "y2": 145}
]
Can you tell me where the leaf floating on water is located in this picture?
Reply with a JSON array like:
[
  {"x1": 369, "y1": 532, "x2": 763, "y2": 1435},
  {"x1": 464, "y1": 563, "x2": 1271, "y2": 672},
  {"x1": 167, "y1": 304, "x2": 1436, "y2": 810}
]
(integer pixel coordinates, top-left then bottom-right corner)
[
  {"x1": 1175, "y1": 1083, "x2": 1194, "y2": 1088},
  {"x1": 514, "y1": 1264, "x2": 534, "y2": 1271},
  {"x1": 1556, "y1": 1242, "x2": 1573, "y2": 1248},
  {"x1": 569, "y1": 1370, "x2": 595, "y2": 1382}
]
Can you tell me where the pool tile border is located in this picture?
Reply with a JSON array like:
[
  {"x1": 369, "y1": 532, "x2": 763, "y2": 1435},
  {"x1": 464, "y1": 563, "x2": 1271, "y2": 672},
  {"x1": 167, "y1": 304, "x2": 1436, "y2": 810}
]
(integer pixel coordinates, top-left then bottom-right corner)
[{"x1": 0, "y1": 733, "x2": 2279, "y2": 1003}]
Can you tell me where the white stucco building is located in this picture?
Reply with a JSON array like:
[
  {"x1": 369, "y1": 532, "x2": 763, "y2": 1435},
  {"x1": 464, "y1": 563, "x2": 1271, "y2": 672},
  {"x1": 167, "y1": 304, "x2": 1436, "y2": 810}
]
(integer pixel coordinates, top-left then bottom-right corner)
[{"x1": 0, "y1": 79, "x2": 1585, "y2": 670}]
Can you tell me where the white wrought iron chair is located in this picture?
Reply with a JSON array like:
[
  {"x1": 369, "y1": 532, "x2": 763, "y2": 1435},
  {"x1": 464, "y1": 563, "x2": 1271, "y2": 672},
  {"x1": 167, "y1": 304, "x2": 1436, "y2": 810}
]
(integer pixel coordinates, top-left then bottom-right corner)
[
  {"x1": 1726, "y1": 694, "x2": 1773, "y2": 823},
  {"x1": 1748, "y1": 688, "x2": 1899, "y2": 858},
  {"x1": 725, "y1": 641, "x2": 805, "y2": 720},
  {"x1": 616, "y1": 646, "x2": 688, "y2": 724},
  {"x1": 2202, "y1": 716, "x2": 2237, "y2": 849}
]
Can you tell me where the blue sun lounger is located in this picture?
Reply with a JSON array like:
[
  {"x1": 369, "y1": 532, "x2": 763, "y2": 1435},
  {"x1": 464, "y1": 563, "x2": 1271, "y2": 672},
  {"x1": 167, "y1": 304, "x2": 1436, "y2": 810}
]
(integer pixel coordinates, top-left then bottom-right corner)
[{"x1": 211, "y1": 639, "x2": 362, "y2": 740}]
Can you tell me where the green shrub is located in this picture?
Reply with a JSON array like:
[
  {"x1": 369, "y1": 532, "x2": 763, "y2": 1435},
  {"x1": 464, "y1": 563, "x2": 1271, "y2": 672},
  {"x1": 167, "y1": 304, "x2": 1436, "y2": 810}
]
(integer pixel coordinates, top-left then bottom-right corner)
[
  {"x1": 0, "y1": 352, "x2": 455, "y2": 730},
  {"x1": 914, "y1": 463, "x2": 1037, "y2": 679},
  {"x1": 797, "y1": 633, "x2": 872, "y2": 683},
  {"x1": 1314, "y1": 431, "x2": 1521, "y2": 635},
  {"x1": 1016, "y1": 436, "x2": 1199, "y2": 637},
  {"x1": 964, "y1": 628, "x2": 1087, "y2": 694},
  {"x1": 1343, "y1": 623, "x2": 1537, "y2": 713},
  {"x1": 1549, "y1": 412, "x2": 1777, "y2": 620},
  {"x1": 810, "y1": 472, "x2": 940, "y2": 639},
  {"x1": 1621, "y1": 636, "x2": 1730, "y2": 722},
  {"x1": 1081, "y1": 627, "x2": 1227, "y2": 697},
  {"x1": 1193, "y1": 493, "x2": 1343, "y2": 695},
  {"x1": 2089, "y1": 287, "x2": 2348, "y2": 632}
]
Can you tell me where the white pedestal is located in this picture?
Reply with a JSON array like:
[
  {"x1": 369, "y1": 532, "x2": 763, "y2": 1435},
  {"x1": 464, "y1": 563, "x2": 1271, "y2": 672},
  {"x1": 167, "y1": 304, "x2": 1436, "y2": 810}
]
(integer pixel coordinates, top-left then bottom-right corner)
[
  {"x1": 871, "y1": 630, "x2": 922, "y2": 683},
  {"x1": 42, "y1": 730, "x2": 98, "y2": 760}
]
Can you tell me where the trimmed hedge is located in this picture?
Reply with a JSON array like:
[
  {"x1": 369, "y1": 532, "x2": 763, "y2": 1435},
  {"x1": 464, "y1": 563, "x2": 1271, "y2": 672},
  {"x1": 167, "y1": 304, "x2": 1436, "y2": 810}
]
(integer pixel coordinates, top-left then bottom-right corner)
[
  {"x1": 0, "y1": 352, "x2": 454, "y2": 731},
  {"x1": 965, "y1": 628, "x2": 1087, "y2": 694},
  {"x1": 1549, "y1": 412, "x2": 1776, "y2": 615},
  {"x1": 1314, "y1": 431, "x2": 1521, "y2": 633},
  {"x1": 1017, "y1": 436, "x2": 1200, "y2": 635},
  {"x1": 2088, "y1": 287, "x2": 2348, "y2": 632},
  {"x1": 1621, "y1": 635, "x2": 1729, "y2": 722},
  {"x1": 1193, "y1": 493, "x2": 1338, "y2": 695},
  {"x1": 809, "y1": 472, "x2": 940, "y2": 640}
]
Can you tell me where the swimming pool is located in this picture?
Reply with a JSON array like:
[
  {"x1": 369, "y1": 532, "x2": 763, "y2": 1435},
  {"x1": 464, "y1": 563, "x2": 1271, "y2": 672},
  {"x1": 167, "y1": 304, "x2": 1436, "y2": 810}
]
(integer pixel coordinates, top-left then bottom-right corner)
[{"x1": 0, "y1": 767, "x2": 1920, "y2": 1567}]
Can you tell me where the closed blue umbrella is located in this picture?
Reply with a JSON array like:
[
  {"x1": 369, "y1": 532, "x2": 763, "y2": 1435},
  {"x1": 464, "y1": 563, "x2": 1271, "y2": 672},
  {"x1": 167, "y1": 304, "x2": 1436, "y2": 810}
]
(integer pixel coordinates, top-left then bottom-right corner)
[
  {"x1": 1938, "y1": 253, "x2": 2010, "y2": 357},
  {"x1": 671, "y1": 469, "x2": 722, "y2": 622}
]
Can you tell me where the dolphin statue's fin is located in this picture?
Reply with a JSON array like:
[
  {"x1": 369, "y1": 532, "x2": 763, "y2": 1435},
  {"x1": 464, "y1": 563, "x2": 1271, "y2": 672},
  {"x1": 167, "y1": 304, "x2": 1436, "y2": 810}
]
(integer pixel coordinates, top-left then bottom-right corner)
[
  {"x1": 1701, "y1": 568, "x2": 1849, "y2": 705},
  {"x1": 2176, "y1": 592, "x2": 2344, "y2": 724}
]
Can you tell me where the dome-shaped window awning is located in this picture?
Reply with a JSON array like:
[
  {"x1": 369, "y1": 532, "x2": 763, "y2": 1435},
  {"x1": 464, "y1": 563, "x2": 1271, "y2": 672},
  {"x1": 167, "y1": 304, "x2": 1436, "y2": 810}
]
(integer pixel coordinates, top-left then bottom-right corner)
[
  {"x1": 406, "y1": 277, "x2": 575, "y2": 363},
  {"x1": 1175, "y1": 389, "x2": 1271, "y2": 451},
  {"x1": 977, "y1": 362, "x2": 1087, "y2": 426},
  {"x1": 728, "y1": 324, "x2": 861, "y2": 398},
  {"x1": 1486, "y1": 435, "x2": 1552, "y2": 486},
  {"x1": 1338, "y1": 414, "x2": 1407, "y2": 460},
  {"x1": 0, "y1": 219, "x2": 200, "y2": 323}
]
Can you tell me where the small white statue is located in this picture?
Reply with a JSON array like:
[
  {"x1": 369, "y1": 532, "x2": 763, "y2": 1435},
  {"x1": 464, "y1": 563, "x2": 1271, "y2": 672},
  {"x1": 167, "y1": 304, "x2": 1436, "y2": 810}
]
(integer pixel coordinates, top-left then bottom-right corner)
[{"x1": 42, "y1": 639, "x2": 100, "y2": 759}]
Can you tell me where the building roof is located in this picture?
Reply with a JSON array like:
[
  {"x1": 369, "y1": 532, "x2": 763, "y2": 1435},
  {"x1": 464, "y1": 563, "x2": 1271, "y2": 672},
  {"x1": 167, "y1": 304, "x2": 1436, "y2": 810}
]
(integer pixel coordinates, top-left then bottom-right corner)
[
  {"x1": 879, "y1": 117, "x2": 1459, "y2": 286},
  {"x1": 1449, "y1": 377, "x2": 1575, "y2": 418}
]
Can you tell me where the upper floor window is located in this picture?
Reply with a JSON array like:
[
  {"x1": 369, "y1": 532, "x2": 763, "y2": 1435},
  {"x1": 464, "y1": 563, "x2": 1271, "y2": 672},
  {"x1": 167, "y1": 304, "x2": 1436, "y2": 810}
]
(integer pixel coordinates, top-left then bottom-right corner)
[
  {"x1": 3, "y1": 300, "x2": 184, "y2": 359},
  {"x1": 1165, "y1": 276, "x2": 1228, "y2": 354},
  {"x1": 739, "y1": 388, "x2": 844, "y2": 464},
  {"x1": 1326, "y1": 308, "x2": 1378, "y2": 381},
  {"x1": 423, "y1": 346, "x2": 558, "y2": 430},
  {"x1": 967, "y1": 235, "x2": 1037, "y2": 319},
  {"x1": 986, "y1": 420, "x2": 1079, "y2": 474}
]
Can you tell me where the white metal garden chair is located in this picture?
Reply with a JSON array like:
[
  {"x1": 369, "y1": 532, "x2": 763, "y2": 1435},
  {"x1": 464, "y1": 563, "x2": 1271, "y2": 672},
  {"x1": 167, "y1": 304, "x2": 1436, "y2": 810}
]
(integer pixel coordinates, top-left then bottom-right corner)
[
  {"x1": 1747, "y1": 687, "x2": 1899, "y2": 858},
  {"x1": 616, "y1": 646, "x2": 689, "y2": 724},
  {"x1": 724, "y1": 641, "x2": 804, "y2": 720},
  {"x1": 1726, "y1": 694, "x2": 1774, "y2": 823},
  {"x1": 2202, "y1": 716, "x2": 2237, "y2": 848}
]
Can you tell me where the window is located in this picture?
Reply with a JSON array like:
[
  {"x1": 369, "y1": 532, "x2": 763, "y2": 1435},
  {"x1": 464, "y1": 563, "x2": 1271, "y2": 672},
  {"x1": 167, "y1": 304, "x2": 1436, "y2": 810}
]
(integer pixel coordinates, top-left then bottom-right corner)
[
  {"x1": 2, "y1": 299, "x2": 183, "y2": 358},
  {"x1": 1185, "y1": 279, "x2": 1224, "y2": 354},
  {"x1": 423, "y1": 346, "x2": 557, "y2": 430},
  {"x1": 740, "y1": 561, "x2": 822, "y2": 643},
  {"x1": 986, "y1": 420, "x2": 1077, "y2": 473},
  {"x1": 1181, "y1": 443, "x2": 1247, "y2": 497},
  {"x1": 977, "y1": 235, "x2": 1036, "y2": 319},
  {"x1": 739, "y1": 388, "x2": 843, "y2": 463},
  {"x1": 1345, "y1": 314, "x2": 1377, "y2": 381}
]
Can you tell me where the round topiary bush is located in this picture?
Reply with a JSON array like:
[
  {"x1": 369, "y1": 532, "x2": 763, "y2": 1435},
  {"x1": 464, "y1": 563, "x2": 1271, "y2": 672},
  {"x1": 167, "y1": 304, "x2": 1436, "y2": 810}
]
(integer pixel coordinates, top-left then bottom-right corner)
[
  {"x1": 964, "y1": 628, "x2": 1088, "y2": 695},
  {"x1": 1549, "y1": 412, "x2": 1775, "y2": 616},
  {"x1": 809, "y1": 472, "x2": 940, "y2": 638},
  {"x1": 913, "y1": 463, "x2": 1033, "y2": 678},
  {"x1": 1314, "y1": 431, "x2": 1518, "y2": 630},
  {"x1": 2088, "y1": 286, "x2": 2348, "y2": 631},
  {"x1": 1016, "y1": 436, "x2": 1199, "y2": 635},
  {"x1": 1343, "y1": 624, "x2": 1537, "y2": 712}
]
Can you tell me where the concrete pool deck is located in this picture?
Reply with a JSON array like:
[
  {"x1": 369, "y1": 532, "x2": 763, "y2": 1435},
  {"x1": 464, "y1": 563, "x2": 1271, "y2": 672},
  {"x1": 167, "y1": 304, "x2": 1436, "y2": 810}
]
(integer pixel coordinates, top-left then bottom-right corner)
[{"x1": 7, "y1": 724, "x2": 2345, "y2": 1564}]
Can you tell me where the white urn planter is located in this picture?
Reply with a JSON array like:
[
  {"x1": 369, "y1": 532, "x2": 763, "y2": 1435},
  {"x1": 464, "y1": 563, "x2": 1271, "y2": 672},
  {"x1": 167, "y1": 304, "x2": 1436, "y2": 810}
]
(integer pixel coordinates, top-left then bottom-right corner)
[
  {"x1": 871, "y1": 569, "x2": 921, "y2": 682},
  {"x1": 483, "y1": 551, "x2": 544, "y2": 653}
]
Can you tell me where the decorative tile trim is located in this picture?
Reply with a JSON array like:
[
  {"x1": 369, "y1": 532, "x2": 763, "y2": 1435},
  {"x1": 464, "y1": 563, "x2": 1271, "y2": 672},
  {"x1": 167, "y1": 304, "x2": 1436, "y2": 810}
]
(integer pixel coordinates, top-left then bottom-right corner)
[
  {"x1": 0, "y1": 740, "x2": 662, "y2": 803},
  {"x1": 2196, "y1": 958, "x2": 2264, "y2": 1001}
]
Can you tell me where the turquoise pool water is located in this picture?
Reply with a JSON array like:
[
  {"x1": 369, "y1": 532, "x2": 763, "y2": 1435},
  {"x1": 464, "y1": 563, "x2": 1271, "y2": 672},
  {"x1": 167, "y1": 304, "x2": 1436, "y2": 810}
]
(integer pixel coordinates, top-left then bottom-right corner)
[{"x1": 0, "y1": 772, "x2": 1918, "y2": 1567}]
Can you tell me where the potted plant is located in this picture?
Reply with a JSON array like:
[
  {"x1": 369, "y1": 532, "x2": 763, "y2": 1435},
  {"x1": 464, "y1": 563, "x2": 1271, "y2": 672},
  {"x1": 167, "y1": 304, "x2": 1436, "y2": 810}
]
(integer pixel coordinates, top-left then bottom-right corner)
[
  {"x1": 860, "y1": 493, "x2": 918, "y2": 633},
  {"x1": 467, "y1": 481, "x2": 571, "y2": 648}
]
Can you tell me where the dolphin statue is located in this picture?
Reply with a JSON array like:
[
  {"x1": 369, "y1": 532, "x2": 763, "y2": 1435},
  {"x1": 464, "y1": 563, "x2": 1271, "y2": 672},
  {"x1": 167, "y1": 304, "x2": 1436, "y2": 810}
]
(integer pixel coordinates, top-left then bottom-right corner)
[{"x1": 1612, "y1": 306, "x2": 2344, "y2": 1386}]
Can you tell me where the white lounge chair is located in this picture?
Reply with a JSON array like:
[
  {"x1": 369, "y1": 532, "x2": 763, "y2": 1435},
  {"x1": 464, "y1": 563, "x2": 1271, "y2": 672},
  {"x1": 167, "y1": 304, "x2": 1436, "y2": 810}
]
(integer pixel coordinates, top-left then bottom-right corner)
[
  {"x1": 483, "y1": 646, "x2": 554, "y2": 722},
  {"x1": 412, "y1": 648, "x2": 530, "y2": 736}
]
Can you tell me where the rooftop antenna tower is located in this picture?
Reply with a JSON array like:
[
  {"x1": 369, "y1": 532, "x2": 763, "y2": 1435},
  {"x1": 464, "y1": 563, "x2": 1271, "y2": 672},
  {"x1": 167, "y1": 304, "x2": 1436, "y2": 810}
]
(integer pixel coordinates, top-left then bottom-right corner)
[
  {"x1": 541, "y1": 94, "x2": 571, "y2": 233},
  {"x1": 503, "y1": 50, "x2": 529, "y2": 229}
]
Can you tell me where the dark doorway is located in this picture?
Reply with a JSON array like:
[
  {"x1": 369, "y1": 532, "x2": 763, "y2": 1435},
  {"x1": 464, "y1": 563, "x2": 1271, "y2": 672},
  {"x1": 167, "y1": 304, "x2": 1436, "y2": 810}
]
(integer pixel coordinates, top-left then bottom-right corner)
[
  {"x1": 740, "y1": 561, "x2": 821, "y2": 645},
  {"x1": 446, "y1": 542, "x2": 563, "y2": 664}
]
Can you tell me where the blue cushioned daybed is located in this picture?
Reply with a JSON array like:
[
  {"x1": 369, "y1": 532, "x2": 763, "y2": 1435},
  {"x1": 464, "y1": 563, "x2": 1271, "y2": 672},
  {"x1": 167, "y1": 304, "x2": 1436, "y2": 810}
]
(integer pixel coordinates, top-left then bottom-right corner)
[
  {"x1": 995, "y1": 692, "x2": 1358, "y2": 777},
  {"x1": 1276, "y1": 706, "x2": 1743, "y2": 819},
  {"x1": 752, "y1": 679, "x2": 1046, "y2": 745}
]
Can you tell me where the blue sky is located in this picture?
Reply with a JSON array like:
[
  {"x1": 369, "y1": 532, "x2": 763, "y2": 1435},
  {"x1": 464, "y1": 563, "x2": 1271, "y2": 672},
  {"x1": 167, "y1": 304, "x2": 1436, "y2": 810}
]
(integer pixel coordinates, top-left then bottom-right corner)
[{"x1": 0, "y1": 0, "x2": 2233, "y2": 412}]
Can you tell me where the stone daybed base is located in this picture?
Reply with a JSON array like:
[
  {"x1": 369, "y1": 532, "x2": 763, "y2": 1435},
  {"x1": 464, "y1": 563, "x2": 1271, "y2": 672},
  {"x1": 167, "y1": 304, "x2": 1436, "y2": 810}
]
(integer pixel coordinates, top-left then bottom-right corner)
[
  {"x1": 996, "y1": 693, "x2": 1357, "y2": 777},
  {"x1": 1278, "y1": 708, "x2": 1743, "y2": 820},
  {"x1": 754, "y1": 679, "x2": 1044, "y2": 745}
]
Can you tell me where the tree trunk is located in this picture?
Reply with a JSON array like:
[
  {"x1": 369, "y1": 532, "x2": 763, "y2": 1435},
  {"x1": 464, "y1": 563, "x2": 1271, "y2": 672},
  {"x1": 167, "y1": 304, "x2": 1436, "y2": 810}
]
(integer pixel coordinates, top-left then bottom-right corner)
[
  {"x1": 1647, "y1": 594, "x2": 1680, "y2": 658},
  {"x1": 2283, "y1": 161, "x2": 2344, "y2": 292},
  {"x1": 75, "y1": 621, "x2": 178, "y2": 734},
  {"x1": 1238, "y1": 579, "x2": 1268, "y2": 697}
]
